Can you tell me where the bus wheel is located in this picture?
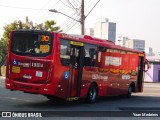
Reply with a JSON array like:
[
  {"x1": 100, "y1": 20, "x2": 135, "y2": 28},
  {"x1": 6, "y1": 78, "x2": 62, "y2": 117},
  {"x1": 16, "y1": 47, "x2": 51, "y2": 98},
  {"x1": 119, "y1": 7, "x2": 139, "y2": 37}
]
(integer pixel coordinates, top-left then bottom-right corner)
[
  {"x1": 86, "y1": 84, "x2": 98, "y2": 103},
  {"x1": 127, "y1": 85, "x2": 132, "y2": 98}
]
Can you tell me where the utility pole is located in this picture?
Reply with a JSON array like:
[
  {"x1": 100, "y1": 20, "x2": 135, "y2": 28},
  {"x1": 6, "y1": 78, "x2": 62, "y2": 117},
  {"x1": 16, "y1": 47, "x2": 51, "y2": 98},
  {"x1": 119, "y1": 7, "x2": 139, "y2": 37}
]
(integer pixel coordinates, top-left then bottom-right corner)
[
  {"x1": 49, "y1": 0, "x2": 100, "y2": 35},
  {"x1": 81, "y1": 0, "x2": 85, "y2": 35}
]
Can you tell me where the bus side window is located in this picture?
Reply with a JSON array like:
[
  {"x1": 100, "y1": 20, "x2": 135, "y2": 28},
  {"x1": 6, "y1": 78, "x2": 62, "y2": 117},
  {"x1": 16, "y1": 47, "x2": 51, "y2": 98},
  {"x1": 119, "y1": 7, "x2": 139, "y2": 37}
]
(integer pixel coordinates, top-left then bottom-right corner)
[
  {"x1": 60, "y1": 39, "x2": 71, "y2": 66},
  {"x1": 84, "y1": 57, "x2": 91, "y2": 66},
  {"x1": 97, "y1": 47, "x2": 107, "y2": 68},
  {"x1": 84, "y1": 44, "x2": 97, "y2": 67}
]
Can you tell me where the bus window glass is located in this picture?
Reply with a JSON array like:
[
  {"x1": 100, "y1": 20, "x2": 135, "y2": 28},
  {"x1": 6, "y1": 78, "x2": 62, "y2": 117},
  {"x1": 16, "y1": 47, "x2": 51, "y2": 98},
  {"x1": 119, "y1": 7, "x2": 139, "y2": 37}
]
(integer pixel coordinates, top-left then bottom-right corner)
[
  {"x1": 84, "y1": 44, "x2": 97, "y2": 67},
  {"x1": 11, "y1": 32, "x2": 52, "y2": 57},
  {"x1": 60, "y1": 38, "x2": 71, "y2": 66},
  {"x1": 97, "y1": 47, "x2": 107, "y2": 68}
]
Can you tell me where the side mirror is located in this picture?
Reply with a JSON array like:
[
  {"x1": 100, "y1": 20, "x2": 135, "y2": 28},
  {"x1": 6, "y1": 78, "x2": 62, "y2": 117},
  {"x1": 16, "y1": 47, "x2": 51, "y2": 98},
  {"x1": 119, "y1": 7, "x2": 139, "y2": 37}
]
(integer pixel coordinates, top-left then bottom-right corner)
[{"x1": 144, "y1": 59, "x2": 150, "y2": 72}]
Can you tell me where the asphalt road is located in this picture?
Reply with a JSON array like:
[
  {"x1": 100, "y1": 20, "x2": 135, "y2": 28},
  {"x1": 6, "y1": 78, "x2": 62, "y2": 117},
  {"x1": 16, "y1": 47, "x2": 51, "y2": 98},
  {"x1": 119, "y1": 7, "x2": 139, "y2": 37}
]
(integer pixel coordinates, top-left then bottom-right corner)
[{"x1": 0, "y1": 76, "x2": 160, "y2": 119}]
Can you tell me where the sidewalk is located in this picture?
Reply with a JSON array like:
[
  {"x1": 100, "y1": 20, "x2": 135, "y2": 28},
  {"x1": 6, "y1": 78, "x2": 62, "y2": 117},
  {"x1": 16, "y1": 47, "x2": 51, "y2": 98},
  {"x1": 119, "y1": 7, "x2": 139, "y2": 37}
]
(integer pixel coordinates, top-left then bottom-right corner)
[
  {"x1": 0, "y1": 76, "x2": 6, "y2": 79},
  {"x1": 0, "y1": 76, "x2": 5, "y2": 80},
  {"x1": 0, "y1": 76, "x2": 5, "y2": 79},
  {"x1": 0, "y1": 76, "x2": 5, "y2": 87},
  {"x1": 144, "y1": 82, "x2": 160, "y2": 88}
]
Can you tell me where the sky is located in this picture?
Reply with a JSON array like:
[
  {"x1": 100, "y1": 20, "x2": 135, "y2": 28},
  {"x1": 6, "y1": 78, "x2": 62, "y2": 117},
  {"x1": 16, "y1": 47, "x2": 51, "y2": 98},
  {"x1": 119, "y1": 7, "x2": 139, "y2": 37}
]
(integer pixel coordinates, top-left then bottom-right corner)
[{"x1": 0, "y1": 0, "x2": 160, "y2": 52}]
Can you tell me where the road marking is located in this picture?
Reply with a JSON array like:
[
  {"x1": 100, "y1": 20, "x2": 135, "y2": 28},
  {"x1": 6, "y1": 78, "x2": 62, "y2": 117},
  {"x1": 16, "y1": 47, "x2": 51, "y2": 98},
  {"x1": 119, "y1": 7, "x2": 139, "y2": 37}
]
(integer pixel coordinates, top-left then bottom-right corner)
[{"x1": 0, "y1": 96, "x2": 33, "y2": 102}]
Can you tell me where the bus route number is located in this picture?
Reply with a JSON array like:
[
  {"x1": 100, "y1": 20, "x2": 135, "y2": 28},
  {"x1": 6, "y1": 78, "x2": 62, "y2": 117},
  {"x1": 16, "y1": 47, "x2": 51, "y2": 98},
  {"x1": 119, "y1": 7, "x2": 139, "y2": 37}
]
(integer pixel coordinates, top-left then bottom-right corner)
[{"x1": 41, "y1": 35, "x2": 49, "y2": 42}]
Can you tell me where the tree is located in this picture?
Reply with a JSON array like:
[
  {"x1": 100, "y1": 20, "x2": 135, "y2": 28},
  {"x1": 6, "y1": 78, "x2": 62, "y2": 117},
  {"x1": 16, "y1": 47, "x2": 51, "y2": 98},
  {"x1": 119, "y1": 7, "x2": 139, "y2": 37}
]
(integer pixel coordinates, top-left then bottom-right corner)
[
  {"x1": 0, "y1": 16, "x2": 62, "y2": 75},
  {"x1": 3, "y1": 16, "x2": 62, "y2": 40},
  {"x1": 44, "y1": 20, "x2": 62, "y2": 32},
  {"x1": 0, "y1": 38, "x2": 8, "y2": 76}
]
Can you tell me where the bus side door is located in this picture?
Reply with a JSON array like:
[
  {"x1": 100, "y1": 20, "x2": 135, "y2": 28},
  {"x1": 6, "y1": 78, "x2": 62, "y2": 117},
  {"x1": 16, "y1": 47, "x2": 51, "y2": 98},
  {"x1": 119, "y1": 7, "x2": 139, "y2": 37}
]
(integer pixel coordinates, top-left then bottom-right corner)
[{"x1": 68, "y1": 41, "x2": 84, "y2": 98}]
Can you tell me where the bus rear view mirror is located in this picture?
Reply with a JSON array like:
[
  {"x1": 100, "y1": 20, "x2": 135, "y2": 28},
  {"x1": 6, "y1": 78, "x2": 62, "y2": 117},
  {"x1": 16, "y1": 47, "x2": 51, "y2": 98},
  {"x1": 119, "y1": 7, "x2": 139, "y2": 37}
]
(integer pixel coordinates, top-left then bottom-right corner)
[{"x1": 144, "y1": 59, "x2": 150, "y2": 72}]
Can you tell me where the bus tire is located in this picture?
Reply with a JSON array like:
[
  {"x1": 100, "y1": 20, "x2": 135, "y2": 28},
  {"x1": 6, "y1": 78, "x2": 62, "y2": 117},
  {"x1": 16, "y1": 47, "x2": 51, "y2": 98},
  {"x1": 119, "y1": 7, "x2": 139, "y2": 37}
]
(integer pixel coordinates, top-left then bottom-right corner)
[
  {"x1": 127, "y1": 85, "x2": 132, "y2": 98},
  {"x1": 86, "y1": 83, "x2": 98, "y2": 103}
]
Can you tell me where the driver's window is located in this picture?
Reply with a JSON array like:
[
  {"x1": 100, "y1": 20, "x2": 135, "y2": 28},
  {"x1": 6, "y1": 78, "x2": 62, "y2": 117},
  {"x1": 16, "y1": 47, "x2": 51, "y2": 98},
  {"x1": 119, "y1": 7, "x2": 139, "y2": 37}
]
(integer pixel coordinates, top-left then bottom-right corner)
[{"x1": 60, "y1": 38, "x2": 71, "y2": 66}]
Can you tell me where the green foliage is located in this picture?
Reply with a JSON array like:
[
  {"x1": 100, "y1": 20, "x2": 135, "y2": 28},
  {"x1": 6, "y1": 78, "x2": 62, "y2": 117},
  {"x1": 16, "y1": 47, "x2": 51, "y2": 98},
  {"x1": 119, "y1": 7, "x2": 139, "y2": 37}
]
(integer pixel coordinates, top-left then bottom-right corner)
[
  {"x1": 0, "y1": 38, "x2": 8, "y2": 66},
  {"x1": 45, "y1": 20, "x2": 57, "y2": 31},
  {"x1": 44, "y1": 20, "x2": 62, "y2": 32},
  {"x1": 2, "y1": 16, "x2": 62, "y2": 41}
]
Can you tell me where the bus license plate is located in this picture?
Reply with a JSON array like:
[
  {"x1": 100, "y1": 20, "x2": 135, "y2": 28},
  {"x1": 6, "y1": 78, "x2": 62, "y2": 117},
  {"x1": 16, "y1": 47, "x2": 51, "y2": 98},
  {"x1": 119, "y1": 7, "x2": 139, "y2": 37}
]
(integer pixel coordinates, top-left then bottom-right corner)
[{"x1": 12, "y1": 66, "x2": 20, "y2": 73}]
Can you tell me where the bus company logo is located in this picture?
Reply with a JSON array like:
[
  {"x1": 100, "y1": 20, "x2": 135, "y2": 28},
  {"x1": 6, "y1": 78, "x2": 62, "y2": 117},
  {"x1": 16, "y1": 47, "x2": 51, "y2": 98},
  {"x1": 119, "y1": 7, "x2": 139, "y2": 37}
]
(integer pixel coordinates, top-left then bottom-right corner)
[
  {"x1": 18, "y1": 62, "x2": 30, "y2": 68},
  {"x1": 13, "y1": 59, "x2": 18, "y2": 65},
  {"x1": 92, "y1": 74, "x2": 108, "y2": 80},
  {"x1": 2, "y1": 112, "x2": 11, "y2": 117},
  {"x1": 1, "y1": 112, "x2": 42, "y2": 118},
  {"x1": 122, "y1": 75, "x2": 131, "y2": 80},
  {"x1": 92, "y1": 74, "x2": 99, "y2": 79}
]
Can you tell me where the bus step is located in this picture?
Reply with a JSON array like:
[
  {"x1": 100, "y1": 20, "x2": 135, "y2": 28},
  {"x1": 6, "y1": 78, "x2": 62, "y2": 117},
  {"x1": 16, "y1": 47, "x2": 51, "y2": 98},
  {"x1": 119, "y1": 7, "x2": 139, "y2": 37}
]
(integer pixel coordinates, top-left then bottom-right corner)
[{"x1": 67, "y1": 97, "x2": 79, "y2": 101}]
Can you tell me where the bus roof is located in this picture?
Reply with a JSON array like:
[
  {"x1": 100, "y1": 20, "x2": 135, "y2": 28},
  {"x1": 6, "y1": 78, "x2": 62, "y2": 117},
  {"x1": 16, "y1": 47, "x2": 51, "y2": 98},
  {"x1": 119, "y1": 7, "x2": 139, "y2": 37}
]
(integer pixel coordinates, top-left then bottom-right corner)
[
  {"x1": 11, "y1": 30, "x2": 144, "y2": 54},
  {"x1": 58, "y1": 32, "x2": 144, "y2": 54}
]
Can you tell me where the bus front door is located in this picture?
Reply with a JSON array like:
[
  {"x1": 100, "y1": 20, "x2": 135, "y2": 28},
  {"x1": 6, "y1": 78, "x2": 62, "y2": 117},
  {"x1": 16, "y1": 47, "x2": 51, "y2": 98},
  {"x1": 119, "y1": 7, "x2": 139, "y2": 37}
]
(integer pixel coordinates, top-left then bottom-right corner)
[
  {"x1": 68, "y1": 42, "x2": 84, "y2": 100},
  {"x1": 137, "y1": 56, "x2": 144, "y2": 92}
]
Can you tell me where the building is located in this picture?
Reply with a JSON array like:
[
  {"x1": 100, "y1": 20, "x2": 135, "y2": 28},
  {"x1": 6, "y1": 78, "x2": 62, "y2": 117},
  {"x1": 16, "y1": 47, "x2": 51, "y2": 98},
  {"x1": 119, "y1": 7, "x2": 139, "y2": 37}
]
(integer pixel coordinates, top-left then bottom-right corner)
[
  {"x1": 125, "y1": 39, "x2": 145, "y2": 51},
  {"x1": 93, "y1": 19, "x2": 116, "y2": 43},
  {"x1": 145, "y1": 47, "x2": 155, "y2": 56},
  {"x1": 116, "y1": 36, "x2": 129, "y2": 46},
  {"x1": 85, "y1": 28, "x2": 94, "y2": 36},
  {"x1": 155, "y1": 51, "x2": 160, "y2": 56},
  {"x1": 144, "y1": 56, "x2": 160, "y2": 82}
]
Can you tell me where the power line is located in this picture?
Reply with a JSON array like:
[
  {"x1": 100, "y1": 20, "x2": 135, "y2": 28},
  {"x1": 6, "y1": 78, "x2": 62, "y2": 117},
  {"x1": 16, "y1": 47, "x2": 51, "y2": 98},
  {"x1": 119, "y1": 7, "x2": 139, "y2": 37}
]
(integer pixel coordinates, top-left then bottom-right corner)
[
  {"x1": 53, "y1": 0, "x2": 80, "y2": 32},
  {"x1": 61, "y1": 15, "x2": 79, "y2": 31},
  {"x1": 67, "y1": 0, "x2": 76, "y2": 9},
  {"x1": 64, "y1": 21, "x2": 79, "y2": 33},
  {"x1": 71, "y1": 0, "x2": 81, "y2": 15},
  {"x1": 49, "y1": 0, "x2": 81, "y2": 33},
  {"x1": 47, "y1": 0, "x2": 81, "y2": 33},
  {"x1": 60, "y1": 13, "x2": 77, "y2": 28},
  {"x1": 32, "y1": 0, "x2": 53, "y2": 19},
  {"x1": 60, "y1": 0, "x2": 73, "y2": 9},
  {"x1": 77, "y1": 0, "x2": 80, "y2": 4},
  {"x1": 71, "y1": 0, "x2": 80, "y2": 8},
  {"x1": 60, "y1": 0, "x2": 80, "y2": 15},
  {"x1": 66, "y1": 23, "x2": 80, "y2": 33},
  {"x1": 63, "y1": 15, "x2": 80, "y2": 32},
  {"x1": 85, "y1": 0, "x2": 100, "y2": 18},
  {"x1": 0, "y1": 4, "x2": 48, "y2": 10},
  {"x1": 32, "y1": 0, "x2": 62, "y2": 22}
]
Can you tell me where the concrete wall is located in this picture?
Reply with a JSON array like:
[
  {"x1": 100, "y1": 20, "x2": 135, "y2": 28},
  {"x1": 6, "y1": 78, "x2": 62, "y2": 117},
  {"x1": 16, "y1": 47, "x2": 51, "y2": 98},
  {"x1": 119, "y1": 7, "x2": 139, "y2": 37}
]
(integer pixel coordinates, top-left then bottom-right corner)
[
  {"x1": 153, "y1": 64, "x2": 160, "y2": 82},
  {"x1": 144, "y1": 63, "x2": 160, "y2": 82},
  {"x1": 144, "y1": 64, "x2": 154, "y2": 82}
]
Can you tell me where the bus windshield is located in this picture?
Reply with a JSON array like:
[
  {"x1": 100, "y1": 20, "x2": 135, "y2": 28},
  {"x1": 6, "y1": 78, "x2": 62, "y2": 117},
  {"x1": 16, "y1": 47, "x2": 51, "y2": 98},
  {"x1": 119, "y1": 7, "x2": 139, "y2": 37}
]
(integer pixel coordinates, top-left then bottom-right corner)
[{"x1": 11, "y1": 31, "x2": 53, "y2": 57}]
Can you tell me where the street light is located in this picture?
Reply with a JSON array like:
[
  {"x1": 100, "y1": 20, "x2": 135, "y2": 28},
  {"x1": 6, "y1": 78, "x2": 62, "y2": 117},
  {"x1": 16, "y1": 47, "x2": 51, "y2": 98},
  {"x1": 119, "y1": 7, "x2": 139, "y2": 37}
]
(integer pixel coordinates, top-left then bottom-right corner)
[
  {"x1": 49, "y1": 9, "x2": 80, "y2": 23},
  {"x1": 49, "y1": 9, "x2": 84, "y2": 35},
  {"x1": 49, "y1": 9, "x2": 58, "y2": 13}
]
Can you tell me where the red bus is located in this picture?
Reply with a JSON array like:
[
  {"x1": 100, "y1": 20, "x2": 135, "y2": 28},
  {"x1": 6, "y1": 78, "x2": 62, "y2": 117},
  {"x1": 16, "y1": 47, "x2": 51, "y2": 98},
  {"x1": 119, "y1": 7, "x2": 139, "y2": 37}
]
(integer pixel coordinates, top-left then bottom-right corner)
[{"x1": 6, "y1": 30, "x2": 148, "y2": 103}]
